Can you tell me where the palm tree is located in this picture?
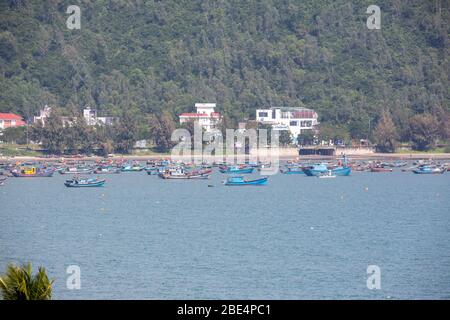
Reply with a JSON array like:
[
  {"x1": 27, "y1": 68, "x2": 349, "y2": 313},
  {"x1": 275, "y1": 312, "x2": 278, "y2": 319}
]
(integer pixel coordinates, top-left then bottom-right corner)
[{"x1": 0, "y1": 263, "x2": 54, "y2": 300}]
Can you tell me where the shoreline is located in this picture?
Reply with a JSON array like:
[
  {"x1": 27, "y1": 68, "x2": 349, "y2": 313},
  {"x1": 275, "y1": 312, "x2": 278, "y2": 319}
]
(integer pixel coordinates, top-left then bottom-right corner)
[{"x1": 2, "y1": 149, "x2": 450, "y2": 162}]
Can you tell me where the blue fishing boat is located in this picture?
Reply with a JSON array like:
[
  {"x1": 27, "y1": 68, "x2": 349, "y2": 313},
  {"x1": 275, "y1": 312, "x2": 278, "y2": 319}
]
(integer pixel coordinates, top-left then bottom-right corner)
[
  {"x1": 302, "y1": 163, "x2": 329, "y2": 176},
  {"x1": 304, "y1": 165, "x2": 351, "y2": 176},
  {"x1": 282, "y1": 166, "x2": 305, "y2": 174},
  {"x1": 223, "y1": 176, "x2": 268, "y2": 186},
  {"x1": 121, "y1": 164, "x2": 144, "y2": 172},
  {"x1": 64, "y1": 177, "x2": 106, "y2": 187},
  {"x1": 219, "y1": 165, "x2": 254, "y2": 174},
  {"x1": 303, "y1": 157, "x2": 351, "y2": 176},
  {"x1": 412, "y1": 166, "x2": 445, "y2": 174},
  {"x1": 331, "y1": 166, "x2": 352, "y2": 176}
]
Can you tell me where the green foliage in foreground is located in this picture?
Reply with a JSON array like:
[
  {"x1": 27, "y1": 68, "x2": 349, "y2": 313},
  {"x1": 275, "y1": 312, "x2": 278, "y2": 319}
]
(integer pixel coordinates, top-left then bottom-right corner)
[{"x1": 0, "y1": 263, "x2": 54, "y2": 300}]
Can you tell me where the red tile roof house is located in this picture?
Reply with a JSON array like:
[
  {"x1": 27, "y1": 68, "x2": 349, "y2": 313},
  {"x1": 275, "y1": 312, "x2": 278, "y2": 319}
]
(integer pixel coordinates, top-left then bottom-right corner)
[{"x1": 0, "y1": 113, "x2": 26, "y2": 130}]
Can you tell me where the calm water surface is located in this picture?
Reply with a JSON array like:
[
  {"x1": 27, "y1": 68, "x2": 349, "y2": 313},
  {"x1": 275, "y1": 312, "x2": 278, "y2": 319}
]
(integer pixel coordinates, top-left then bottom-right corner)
[{"x1": 1, "y1": 169, "x2": 449, "y2": 299}]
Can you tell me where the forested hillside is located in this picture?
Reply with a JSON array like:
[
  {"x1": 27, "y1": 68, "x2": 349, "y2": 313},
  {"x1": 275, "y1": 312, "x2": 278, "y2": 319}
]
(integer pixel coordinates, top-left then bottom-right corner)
[{"x1": 0, "y1": 0, "x2": 448, "y2": 143}]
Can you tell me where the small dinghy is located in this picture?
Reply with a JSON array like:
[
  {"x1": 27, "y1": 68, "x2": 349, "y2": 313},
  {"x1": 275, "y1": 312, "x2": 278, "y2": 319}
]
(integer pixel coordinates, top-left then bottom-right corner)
[
  {"x1": 64, "y1": 177, "x2": 106, "y2": 187},
  {"x1": 223, "y1": 176, "x2": 268, "y2": 186}
]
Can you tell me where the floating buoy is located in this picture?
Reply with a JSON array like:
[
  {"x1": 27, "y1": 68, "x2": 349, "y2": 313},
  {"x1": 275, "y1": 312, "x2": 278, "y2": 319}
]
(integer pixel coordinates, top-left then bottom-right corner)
[{"x1": 365, "y1": 187, "x2": 369, "y2": 191}]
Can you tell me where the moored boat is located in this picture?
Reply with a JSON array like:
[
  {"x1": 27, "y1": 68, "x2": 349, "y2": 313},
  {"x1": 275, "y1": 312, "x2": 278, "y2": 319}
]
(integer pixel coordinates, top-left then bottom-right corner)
[
  {"x1": 303, "y1": 164, "x2": 351, "y2": 176},
  {"x1": 64, "y1": 177, "x2": 106, "y2": 187},
  {"x1": 121, "y1": 164, "x2": 144, "y2": 172},
  {"x1": 219, "y1": 165, "x2": 254, "y2": 174},
  {"x1": 59, "y1": 167, "x2": 93, "y2": 175},
  {"x1": 370, "y1": 167, "x2": 393, "y2": 172},
  {"x1": 223, "y1": 176, "x2": 268, "y2": 186},
  {"x1": 318, "y1": 170, "x2": 336, "y2": 179},
  {"x1": 12, "y1": 167, "x2": 54, "y2": 177},
  {"x1": 158, "y1": 167, "x2": 211, "y2": 179},
  {"x1": 281, "y1": 166, "x2": 305, "y2": 174},
  {"x1": 412, "y1": 166, "x2": 445, "y2": 174},
  {"x1": 94, "y1": 166, "x2": 121, "y2": 174}
]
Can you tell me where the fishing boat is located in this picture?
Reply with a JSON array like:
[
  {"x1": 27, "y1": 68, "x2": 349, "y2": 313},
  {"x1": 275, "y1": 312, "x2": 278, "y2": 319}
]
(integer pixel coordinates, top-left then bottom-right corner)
[
  {"x1": 59, "y1": 167, "x2": 93, "y2": 175},
  {"x1": 223, "y1": 176, "x2": 268, "y2": 186},
  {"x1": 146, "y1": 165, "x2": 167, "y2": 175},
  {"x1": 412, "y1": 166, "x2": 445, "y2": 174},
  {"x1": 390, "y1": 161, "x2": 408, "y2": 168},
  {"x1": 11, "y1": 167, "x2": 54, "y2": 177},
  {"x1": 219, "y1": 165, "x2": 254, "y2": 174},
  {"x1": 302, "y1": 163, "x2": 329, "y2": 176},
  {"x1": 121, "y1": 164, "x2": 144, "y2": 172},
  {"x1": 370, "y1": 166, "x2": 393, "y2": 172},
  {"x1": 281, "y1": 166, "x2": 305, "y2": 174},
  {"x1": 158, "y1": 167, "x2": 211, "y2": 179},
  {"x1": 64, "y1": 177, "x2": 106, "y2": 187},
  {"x1": 318, "y1": 170, "x2": 336, "y2": 179},
  {"x1": 93, "y1": 166, "x2": 121, "y2": 174},
  {"x1": 302, "y1": 163, "x2": 350, "y2": 176}
]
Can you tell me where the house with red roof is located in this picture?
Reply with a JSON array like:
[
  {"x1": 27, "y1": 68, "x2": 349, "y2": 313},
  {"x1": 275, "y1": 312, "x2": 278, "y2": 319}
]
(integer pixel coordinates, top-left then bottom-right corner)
[
  {"x1": 0, "y1": 113, "x2": 26, "y2": 130},
  {"x1": 179, "y1": 103, "x2": 222, "y2": 132}
]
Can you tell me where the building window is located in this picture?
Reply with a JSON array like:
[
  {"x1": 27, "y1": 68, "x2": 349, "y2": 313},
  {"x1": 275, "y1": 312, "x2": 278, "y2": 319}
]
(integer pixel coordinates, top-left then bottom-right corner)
[{"x1": 258, "y1": 112, "x2": 268, "y2": 118}]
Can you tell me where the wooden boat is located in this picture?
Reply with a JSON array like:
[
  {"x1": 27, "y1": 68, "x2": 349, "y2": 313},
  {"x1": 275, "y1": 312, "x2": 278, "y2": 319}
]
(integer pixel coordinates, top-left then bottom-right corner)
[
  {"x1": 223, "y1": 176, "x2": 268, "y2": 186},
  {"x1": 302, "y1": 163, "x2": 328, "y2": 176},
  {"x1": 303, "y1": 164, "x2": 351, "y2": 176},
  {"x1": 94, "y1": 167, "x2": 121, "y2": 174},
  {"x1": 370, "y1": 167, "x2": 393, "y2": 172},
  {"x1": 12, "y1": 167, "x2": 54, "y2": 177},
  {"x1": 281, "y1": 166, "x2": 305, "y2": 174},
  {"x1": 412, "y1": 166, "x2": 445, "y2": 174},
  {"x1": 219, "y1": 165, "x2": 254, "y2": 174},
  {"x1": 59, "y1": 167, "x2": 93, "y2": 175},
  {"x1": 158, "y1": 168, "x2": 211, "y2": 179},
  {"x1": 64, "y1": 177, "x2": 106, "y2": 187},
  {"x1": 121, "y1": 164, "x2": 144, "y2": 172},
  {"x1": 145, "y1": 166, "x2": 165, "y2": 175}
]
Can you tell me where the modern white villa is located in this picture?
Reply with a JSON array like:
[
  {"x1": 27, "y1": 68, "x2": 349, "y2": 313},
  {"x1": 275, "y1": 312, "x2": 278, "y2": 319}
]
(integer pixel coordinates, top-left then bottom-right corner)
[
  {"x1": 256, "y1": 107, "x2": 318, "y2": 137},
  {"x1": 179, "y1": 103, "x2": 222, "y2": 132}
]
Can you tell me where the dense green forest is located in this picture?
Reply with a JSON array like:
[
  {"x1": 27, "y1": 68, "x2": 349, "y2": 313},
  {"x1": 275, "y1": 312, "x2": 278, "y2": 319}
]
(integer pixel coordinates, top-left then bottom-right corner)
[{"x1": 0, "y1": 0, "x2": 449, "y2": 152}]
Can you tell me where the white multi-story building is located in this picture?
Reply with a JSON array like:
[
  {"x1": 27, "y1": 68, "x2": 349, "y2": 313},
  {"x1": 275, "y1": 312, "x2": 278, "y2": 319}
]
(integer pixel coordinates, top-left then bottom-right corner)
[
  {"x1": 179, "y1": 103, "x2": 221, "y2": 132},
  {"x1": 256, "y1": 107, "x2": 318, "y2": 137},
  {"x1": 83, "y1": 107, "x2": 116, "y2": 126}
]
